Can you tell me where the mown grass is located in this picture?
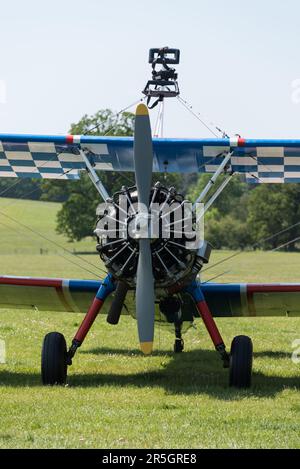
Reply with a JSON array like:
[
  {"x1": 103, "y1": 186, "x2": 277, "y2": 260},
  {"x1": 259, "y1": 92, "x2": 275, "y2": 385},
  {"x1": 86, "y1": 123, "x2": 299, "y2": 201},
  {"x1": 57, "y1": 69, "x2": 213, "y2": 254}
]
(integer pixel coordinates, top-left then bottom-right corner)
[{"x1": 0, "y1": 197, "x2": 300, "y2": 448}]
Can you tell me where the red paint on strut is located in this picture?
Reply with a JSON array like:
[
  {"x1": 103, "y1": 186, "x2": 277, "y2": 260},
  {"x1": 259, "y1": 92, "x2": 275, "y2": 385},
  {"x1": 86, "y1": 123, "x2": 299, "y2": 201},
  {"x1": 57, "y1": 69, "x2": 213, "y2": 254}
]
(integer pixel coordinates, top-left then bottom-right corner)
[
  {"x1": 196, "y1": 300, "x2": 224, "y2": 347},
  {"x1": 74, "y1": 297, "x2": 104, "y2": 343}
]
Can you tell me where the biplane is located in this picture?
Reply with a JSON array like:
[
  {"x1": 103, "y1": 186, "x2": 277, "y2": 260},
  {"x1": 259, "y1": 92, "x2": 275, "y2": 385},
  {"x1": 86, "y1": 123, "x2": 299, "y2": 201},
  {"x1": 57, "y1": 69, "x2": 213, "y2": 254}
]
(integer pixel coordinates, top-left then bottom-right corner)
[{"x1": 1, "y1": 48, "x2": 300, "y2": 388}]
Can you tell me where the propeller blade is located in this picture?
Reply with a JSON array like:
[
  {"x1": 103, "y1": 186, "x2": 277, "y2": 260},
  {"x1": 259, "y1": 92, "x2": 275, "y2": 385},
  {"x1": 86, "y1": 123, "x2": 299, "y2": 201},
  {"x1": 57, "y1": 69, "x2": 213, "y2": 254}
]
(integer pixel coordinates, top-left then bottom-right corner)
[
  {"x1": 136, "y1": 239, "x2": 155, "y2": 354},
  {"x1": 134, "y1": 103, "x2": 155, "y2": 355},
  {"x1": 134, "y1": 104, "x2": 153, "y2": 206}
]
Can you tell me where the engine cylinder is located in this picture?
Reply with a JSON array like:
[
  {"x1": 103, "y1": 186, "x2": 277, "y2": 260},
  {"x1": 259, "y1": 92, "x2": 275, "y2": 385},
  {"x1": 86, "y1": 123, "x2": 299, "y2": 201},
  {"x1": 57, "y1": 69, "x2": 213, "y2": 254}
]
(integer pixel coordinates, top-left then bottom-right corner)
[{"x1": 95, "y1": 182, "x2": 208, "y2": 288}]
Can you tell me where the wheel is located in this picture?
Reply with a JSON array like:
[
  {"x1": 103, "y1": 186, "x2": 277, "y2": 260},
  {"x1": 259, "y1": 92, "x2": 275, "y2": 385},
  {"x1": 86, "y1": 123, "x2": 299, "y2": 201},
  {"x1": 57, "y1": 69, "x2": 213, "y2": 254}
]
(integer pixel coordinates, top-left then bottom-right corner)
[
  {"x1": 41, "y1": 332, "x2": 67, "y2": 385},
  {"x1": 229, "y1": 335, "x2": 253, "y2": 388},
  {"x1": 174, "y1": 338, "x2": 184, "y2": 353}
]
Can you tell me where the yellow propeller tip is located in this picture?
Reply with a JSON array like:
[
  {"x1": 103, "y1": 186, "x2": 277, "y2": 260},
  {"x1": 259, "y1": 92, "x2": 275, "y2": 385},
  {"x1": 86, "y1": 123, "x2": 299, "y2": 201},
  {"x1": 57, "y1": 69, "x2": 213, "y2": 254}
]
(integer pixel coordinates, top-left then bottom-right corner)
[
  {"x1": 136, "y1": 103, "x2": 149, "y2": 116},
  {"x1": 140, "y1": 341, "x2": 153, "y2": 355}
]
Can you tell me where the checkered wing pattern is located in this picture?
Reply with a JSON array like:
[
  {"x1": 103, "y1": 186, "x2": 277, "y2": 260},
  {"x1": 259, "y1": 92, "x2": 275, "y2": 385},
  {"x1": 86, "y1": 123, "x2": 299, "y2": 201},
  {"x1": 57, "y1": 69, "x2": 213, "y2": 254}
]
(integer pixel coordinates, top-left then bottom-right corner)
[
  {"x1": 231, "y1": 143, "x2": 300, "y2": 184},
  {"x1": 0, "y1": 139, "x2": 82, "y2": 180},
  {"x1": 1, "y1": 135, "x2": 300, "y2": 182}
]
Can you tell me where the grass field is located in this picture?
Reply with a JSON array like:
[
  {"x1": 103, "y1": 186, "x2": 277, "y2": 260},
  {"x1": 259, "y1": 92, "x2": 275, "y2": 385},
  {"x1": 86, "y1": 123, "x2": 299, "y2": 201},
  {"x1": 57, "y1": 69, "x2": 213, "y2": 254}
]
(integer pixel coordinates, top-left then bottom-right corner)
[{"x1": 0, "y1": 197, "x2": 300, "y2": 448}]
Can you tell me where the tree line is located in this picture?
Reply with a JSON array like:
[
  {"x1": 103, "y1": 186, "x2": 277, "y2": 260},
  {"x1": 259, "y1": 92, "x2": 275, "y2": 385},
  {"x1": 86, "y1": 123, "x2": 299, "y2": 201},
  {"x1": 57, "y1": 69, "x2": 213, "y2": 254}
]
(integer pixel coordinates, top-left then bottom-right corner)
[{"x1": 1, "y1": 109, "x2": 300, "y2": 251}]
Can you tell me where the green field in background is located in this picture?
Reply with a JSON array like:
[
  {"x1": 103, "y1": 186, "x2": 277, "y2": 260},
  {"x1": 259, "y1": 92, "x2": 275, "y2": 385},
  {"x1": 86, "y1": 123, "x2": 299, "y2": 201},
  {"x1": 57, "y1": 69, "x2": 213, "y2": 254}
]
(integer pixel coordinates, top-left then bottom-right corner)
[{"x1": 0, "y1": 197, "x2": 300, "y2": 448}]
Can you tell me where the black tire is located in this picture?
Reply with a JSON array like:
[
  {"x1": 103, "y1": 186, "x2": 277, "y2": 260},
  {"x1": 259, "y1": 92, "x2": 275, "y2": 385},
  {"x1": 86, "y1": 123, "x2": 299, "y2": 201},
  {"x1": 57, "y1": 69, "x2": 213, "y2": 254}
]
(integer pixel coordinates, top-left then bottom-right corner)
[
  {"x1": 41, "y1": 332, "x2": 67, "y2": 385},
  {"x1": 174, "y1": 338, "x2": 184, "y2": 353},
  {"x1": 229, "y1": 335, "x2": 253, "y2": 388}
]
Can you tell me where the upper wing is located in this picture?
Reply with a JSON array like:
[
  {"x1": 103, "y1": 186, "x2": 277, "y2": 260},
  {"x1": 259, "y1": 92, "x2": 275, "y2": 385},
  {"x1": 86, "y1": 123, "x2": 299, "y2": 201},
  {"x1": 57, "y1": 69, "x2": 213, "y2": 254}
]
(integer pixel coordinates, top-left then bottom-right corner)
[
  {"x1": 1, "y1": 276, "x2": 300, "y2": 317},
  {"x1": 1, "y1": 134, "x2": 300, "y2": 181}
]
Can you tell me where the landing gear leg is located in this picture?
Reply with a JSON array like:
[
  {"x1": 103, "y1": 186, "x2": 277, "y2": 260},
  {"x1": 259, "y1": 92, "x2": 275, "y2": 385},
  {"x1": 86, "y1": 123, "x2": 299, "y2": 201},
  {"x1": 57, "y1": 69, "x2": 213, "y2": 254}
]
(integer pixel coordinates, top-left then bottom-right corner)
[
  {"x1": 41, "y1": 274, "x2": 115, "y2": 385},
  {"x1": 174, "y1": 322, "x2": 184, "y2": 353},
  {"x1": 67, "y1": 274, "x2": 116, "y2": 365},
  {"x1": 184, "y1": 281, "x2": 230, "y2": 368},
  {"x1": 159, "y1": 296, "x2": 184, "y2": 353}
]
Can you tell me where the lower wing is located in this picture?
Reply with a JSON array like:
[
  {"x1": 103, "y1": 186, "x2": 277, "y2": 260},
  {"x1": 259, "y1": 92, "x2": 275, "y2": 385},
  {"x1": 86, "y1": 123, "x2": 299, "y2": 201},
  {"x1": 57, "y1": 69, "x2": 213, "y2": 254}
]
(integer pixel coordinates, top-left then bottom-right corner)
[{"x1": 1, "y1": 276, "x2": 300, "y2": 317}]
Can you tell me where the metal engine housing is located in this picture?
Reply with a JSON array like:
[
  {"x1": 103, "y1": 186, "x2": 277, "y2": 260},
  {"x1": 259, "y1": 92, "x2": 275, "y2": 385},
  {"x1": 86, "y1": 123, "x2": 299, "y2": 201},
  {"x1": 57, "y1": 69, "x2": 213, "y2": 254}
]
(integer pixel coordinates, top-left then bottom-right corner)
[{"x1": 95, "y1": 182, "x2": 211, "y2": 288}]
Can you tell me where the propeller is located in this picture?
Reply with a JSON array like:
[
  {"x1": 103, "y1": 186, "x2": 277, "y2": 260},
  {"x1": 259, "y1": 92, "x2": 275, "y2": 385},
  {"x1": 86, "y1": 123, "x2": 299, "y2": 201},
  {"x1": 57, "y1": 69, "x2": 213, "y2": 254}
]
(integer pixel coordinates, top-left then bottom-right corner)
[{"x1": 133, "y1": 103, "x2": 155, "y2": 355}]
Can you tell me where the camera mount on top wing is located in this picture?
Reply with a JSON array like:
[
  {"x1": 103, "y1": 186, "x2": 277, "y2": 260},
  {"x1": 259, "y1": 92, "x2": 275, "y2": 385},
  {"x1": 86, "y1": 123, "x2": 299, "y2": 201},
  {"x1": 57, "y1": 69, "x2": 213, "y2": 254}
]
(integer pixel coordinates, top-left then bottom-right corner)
[{"x1": 143, "y1": 47, "x2": 180, "y2": 108}]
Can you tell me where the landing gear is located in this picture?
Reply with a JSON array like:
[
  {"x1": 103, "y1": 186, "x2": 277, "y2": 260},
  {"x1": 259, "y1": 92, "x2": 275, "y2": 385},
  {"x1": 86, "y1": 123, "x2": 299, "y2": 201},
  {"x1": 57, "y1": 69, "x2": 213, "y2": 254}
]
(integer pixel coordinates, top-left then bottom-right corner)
[
  {"x1": 41, "y1": 274, "x2": 116, "y2": 386},
  {"x1": 184, "y1": 282, "x2": 254, "y2": 387},
  {"x1": 174, "y1": 321, "x2": 184, "y2": 353},
  {"x1": 174, "y1": 338, "x2": 184, "y2": 353},
  {"x1": 229, "y1": 335, "x2": 253, "y2": 388},
  {"x1": 159, "y1": 296, "x2": 185, "y2": 353},
  {"x1": 41, "y1": 332, "x2": 67, "y2": 385},
  {"x1": 185, "y1": 281, "x2": 230, "y2": 367}
]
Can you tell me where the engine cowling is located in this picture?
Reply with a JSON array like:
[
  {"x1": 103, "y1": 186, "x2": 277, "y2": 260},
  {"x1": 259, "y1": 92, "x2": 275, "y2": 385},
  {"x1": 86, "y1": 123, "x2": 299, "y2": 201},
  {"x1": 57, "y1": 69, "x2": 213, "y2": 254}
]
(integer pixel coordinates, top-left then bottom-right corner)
[{"x1": 95, "y1": 182, "x2": 211, "y2": 288}]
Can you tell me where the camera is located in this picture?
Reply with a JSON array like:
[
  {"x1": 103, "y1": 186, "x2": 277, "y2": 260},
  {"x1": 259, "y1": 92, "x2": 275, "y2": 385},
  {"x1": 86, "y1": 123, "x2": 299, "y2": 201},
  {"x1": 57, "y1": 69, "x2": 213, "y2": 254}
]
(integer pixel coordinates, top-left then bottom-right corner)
[
  {"x1": 148, "y1": 47, "x2": 180, "y2": 65},
  {"x1": 143, "y1": 47, "x2": 180, "y2": 106}
]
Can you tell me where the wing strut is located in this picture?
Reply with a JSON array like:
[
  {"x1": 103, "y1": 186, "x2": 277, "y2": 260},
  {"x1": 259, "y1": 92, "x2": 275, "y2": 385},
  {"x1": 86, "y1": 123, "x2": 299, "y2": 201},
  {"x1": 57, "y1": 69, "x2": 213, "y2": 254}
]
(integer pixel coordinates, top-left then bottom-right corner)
[
  {"x1": 203, "y1": 172, "x2": 235, "y2": 214},
  {"x1": 192, "y1": 151, "x2": 233, "y2": 208},
  {"x1": 192, "y1": 150, "x2": 235, "y2": 222},
  {"x1": 79, "y1": 149, "x2": 110, "y2": 202}
]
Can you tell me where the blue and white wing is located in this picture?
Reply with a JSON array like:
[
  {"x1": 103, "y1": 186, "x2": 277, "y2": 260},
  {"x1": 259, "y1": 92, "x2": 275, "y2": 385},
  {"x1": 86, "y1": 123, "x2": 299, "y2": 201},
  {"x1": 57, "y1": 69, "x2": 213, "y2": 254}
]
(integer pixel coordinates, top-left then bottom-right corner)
[{"x1": 1, "y1": 134, "x2": 300, "y2": 182}]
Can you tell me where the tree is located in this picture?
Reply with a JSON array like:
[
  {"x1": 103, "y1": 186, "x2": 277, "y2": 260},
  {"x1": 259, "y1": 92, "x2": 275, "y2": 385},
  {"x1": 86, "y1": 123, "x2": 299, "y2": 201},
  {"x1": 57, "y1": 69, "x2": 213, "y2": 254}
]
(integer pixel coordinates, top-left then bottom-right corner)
[
  {"x1": 204, "y1": 214, "x2": 252, "y2": 250},
  {"x1": 188, "y1": 173, "x2": 249, "y2": 218},
  {"x1": 0, "y1": 178, "x2": 42, "y2": 200},
  {"x1": 45, "y1": 110, "x2": 135, "y2": 241},
  {"x1": 45, "y1": 109, "x2": 187, "y2": 242},
  {"x1": 247, "y1": 184, "x2": 300, "y2": 250},
  {"x1": 187, "y1": 174, "x2": 252, "y2": 249}
]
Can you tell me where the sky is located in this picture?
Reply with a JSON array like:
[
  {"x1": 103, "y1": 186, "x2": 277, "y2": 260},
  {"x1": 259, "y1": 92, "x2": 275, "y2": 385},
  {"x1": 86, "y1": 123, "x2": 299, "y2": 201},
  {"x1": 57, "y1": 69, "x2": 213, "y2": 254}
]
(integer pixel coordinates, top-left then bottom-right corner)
[{"x1": 0, "y1": 0, "x2": 300, "y2": 138}]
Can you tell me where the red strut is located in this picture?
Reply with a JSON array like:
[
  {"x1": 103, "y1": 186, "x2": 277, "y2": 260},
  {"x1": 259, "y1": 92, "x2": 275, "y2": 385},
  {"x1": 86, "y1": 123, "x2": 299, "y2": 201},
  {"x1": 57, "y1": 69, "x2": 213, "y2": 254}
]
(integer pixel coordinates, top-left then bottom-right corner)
[
  {"x1": 196, "y1": 300, "x2": 224, "y2": 347},
  {"x1": 74, "y1": 298, "x2": 104, "y2": 344}
]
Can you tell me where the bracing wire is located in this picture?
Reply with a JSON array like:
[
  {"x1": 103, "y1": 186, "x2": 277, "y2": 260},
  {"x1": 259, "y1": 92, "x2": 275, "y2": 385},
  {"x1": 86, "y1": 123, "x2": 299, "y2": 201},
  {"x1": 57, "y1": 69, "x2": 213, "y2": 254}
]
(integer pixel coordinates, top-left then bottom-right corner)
[
  {"x1": 202, "y1": 270, "x2": 231, "y2": 284},
  {"x1": 176, "y1": 96, "x2": 280, "y2": 179},
  {"x1": 176, "y1": 96, "x2": 225, "y2": 138},
  {"x1": 0, "y1": 221, "x2": 104, "y2": 277},
  {"x1": 0, "y1": 96, "x2": 144, "y2": 202},
  {"x1": 1, "y1": 167, "x2": 76, "y2": 211},
  {"x1": 0, "y1": 151, "x2": 66, "y2": 198},
  {"x1": 202, "y1": 220, "x2": 300, "y2": 275},
  {"x1": 175, "y1": 95, "x2": 300, "y2": 278},
  {"x1": 0, "y1": 219, "x2": 102, "y2": 278},
  {"x1": 84, "y1": 96, "x2": 145, "y2": 136},
  {"x1": 271, "y1": 235, "x2": 300, "y2": 252},
  {"x1": 0, "y1": 97, "x2": 146, "y2": 277},
  {"x1": 0, "y1": 211, "x2": 107, "y2": 277}
]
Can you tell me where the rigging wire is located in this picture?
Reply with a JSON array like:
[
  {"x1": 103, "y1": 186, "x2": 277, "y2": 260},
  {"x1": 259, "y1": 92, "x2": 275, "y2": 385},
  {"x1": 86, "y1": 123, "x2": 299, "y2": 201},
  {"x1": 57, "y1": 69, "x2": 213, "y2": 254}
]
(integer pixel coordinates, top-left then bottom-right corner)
[
  {"x1": 1, "y1": 167, "x2": 78, "y2": 211},
  {"x1": 0, "y1": 219, "x2": 102, "y2": 277},
  {"x1": 0, "y1": 178, "x2": 27, "y2": 198},
  {"x1": 0, "y1": 151, "x2": 69, "y2": 198},
  {"x1": 254, "y1": 220, "x2": 300, "y2": 246},
  {"x1": 3, "y1": 93, "x2": 299, "y2": 281},
  {"x1": 175, "y1": 94, "x2": 300, "y2": 277},
  {"x1": 176, "y1": 96, "x2": 226, "y2": 138},
  {"x1": 176, "y1": 96, "x2": 279, "y2": 178},
  {"x1": 202, "y1": 270, "x2": 231, "y2": 284},
  {"x1": 271, "y1": 235, "x2": 300, "y2": 252},
  {"x1": 0, "y1": 96, "x2": 144, "y2": 202},
  {"x1": 0, "y1": 220, "x2": 102, "y2": 278},
  {"x1": 0, "y1": 210, "x2": 107, "y2": 277},
  {"x1": 0, "y1": 97, "x2": 146, "y2": 276},
  {"x1": 202, "y1": 220, "x2": 300, "y2": 274},
  {"x1": 83, "y1": 96, "x2": 145, "y2": 136}
]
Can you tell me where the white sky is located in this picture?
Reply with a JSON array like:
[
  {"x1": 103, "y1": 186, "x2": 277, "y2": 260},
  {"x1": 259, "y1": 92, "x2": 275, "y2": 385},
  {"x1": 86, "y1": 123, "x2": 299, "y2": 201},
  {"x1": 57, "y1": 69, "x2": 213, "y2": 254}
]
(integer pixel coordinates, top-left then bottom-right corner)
[{"x1": 0, "y1": 0, "x2": 300, "y2": 138}]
